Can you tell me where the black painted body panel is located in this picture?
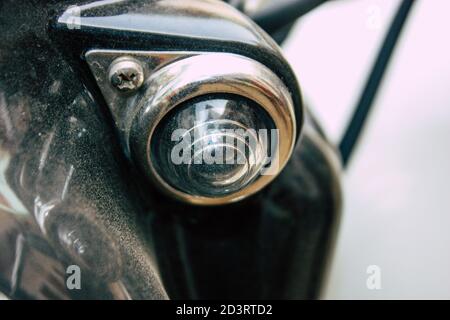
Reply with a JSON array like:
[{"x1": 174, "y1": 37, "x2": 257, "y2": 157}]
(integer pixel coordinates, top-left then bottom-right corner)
[{"x1": 0, "y1": 0, "x2": 341, "y2": 299}]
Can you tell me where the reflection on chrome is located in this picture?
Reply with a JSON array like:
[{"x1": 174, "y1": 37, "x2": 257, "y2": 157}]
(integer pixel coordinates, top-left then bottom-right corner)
[{"x1": 152, "y1": 95, "x2": 280, "y2": 198}]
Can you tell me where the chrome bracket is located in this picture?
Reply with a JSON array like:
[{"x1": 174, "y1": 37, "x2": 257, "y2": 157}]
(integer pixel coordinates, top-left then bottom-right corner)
[{"x1": 86, "y1": 50, "x2": 196, "y2": 149}]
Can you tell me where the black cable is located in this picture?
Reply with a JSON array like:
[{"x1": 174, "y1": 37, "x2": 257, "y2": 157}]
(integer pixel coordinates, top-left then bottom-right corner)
[
  {"x1": 339, "y1": 0, "x2": 416, "y2": 167},
  {"x1": 252, "y1": 0, "x2": 330, "y2": 34}
]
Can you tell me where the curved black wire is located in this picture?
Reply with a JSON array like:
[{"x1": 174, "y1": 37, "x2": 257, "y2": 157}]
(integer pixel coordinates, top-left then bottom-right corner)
[{"x1": 339, "y1": 0, "x2": 416, "y2": 167}]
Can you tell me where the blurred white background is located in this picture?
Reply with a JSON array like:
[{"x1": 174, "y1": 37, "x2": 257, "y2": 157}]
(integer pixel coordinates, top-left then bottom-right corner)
[{"x1": 283, "y1": 0, "x2": 450, "y2": 299}]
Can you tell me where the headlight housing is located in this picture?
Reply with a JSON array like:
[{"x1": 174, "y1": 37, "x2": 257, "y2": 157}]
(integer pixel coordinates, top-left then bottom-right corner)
[{"x1": 86, "y1": 51, "x2": 298, "y2": 205}]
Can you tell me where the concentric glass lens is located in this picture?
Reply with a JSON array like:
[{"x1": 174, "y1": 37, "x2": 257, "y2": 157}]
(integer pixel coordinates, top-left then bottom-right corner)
[{"x1": 151, "y1": 94, "x2": 277, "y2": 198}]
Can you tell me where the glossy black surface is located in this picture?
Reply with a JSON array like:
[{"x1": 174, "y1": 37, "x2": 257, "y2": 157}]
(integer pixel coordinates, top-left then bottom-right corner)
[
  {"x1": 0, "y1": 0, "x2": 341, "y2": 299},
  {"x1": 0, "y1": 0, "x2": 167, "y2": 300}
]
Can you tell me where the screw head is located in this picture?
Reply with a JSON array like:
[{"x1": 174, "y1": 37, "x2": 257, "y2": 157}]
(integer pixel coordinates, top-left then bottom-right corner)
[{"x1": 108, "y1": 57, "x2": 144, "y2": 93}]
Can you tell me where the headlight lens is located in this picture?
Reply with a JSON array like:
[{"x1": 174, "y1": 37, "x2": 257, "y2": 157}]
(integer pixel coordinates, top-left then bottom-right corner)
[{"x1": 151, "y1": 94, "x2": 276, "y2": 198}]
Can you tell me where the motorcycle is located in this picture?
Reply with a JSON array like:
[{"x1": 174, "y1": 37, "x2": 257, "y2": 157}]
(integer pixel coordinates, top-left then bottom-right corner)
[{"x1": 0, "y1": 0, "x2": 413, "y2": 300}]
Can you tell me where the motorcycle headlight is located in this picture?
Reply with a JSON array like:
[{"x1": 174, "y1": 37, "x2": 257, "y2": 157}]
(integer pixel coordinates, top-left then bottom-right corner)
[{"x1": 87, "y1": 52, "x2": 298, "y2": 205}]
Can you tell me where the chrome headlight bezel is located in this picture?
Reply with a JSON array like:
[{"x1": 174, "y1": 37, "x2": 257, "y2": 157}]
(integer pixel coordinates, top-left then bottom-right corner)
[{"x1": 86, "y1": 50, "x2": 298, "y2": 205}]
